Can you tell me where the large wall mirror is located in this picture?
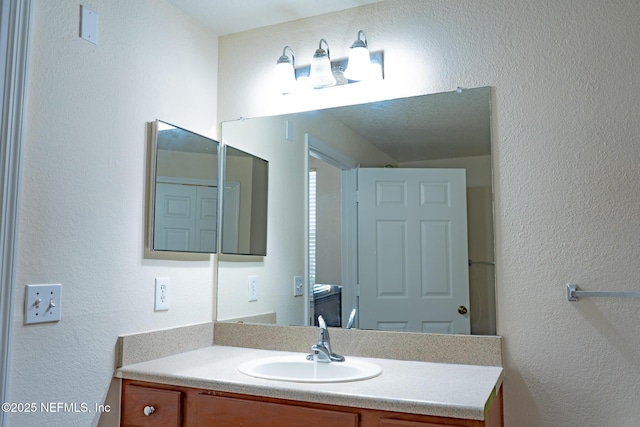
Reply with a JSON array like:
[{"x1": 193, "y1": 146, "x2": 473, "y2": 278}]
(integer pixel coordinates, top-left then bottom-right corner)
[{"x1": 217, "y1": 86, "x2": 495, "y2": 335}]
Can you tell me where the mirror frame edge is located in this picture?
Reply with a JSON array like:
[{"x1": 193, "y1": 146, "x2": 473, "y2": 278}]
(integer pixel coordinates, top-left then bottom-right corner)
[{"x1": 146, "y1": 119, "x2": 160, "y2": 252}]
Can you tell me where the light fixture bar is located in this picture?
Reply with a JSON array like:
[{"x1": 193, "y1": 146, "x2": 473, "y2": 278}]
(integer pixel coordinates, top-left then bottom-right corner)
[{"x1": 294, "y1": 51, "x2": 384, "y2": 82}]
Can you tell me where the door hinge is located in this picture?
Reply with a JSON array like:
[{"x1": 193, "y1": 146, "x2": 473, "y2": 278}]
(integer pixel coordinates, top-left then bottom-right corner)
[
  {"x1": 356, "y1": 283, "x2": 361, "y2": 297},
  {"x1": 355, "y1": 190, "x2": 360, "y2": 203}
]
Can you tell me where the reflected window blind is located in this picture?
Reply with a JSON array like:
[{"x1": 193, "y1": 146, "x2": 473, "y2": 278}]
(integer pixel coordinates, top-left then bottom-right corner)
[{"x1": 309, "y1": 169, "x2": 317, "y2": 287}]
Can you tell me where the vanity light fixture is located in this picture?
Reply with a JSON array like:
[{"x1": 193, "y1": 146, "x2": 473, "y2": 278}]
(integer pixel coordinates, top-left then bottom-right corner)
[
  {"x1": 275, "y1": 46, "x2": 296, "y2": 94},
  {"x1": 343, "y1": 30, "x2": 372, "y2": 82},
  {"x1": 275, "y1": 30, "x2": 383, "y2": 94},
  {"x1": 309, "y1": 38, "x2": 337, "y2": 88}
]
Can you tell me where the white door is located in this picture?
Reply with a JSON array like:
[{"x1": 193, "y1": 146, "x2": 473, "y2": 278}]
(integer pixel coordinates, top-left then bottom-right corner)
[
  {"x1": 155, "y1": 182, "x2": 219, "y2": 252},
  {"x1": 195, "y1": 186, "x2": 218, "y2": 252},
  {"x1": 154, "y1": 182, "x2": 197, "y2": 251},
  {"x1": 357, "y1": 168, "x2": 470, "y2": 334}
]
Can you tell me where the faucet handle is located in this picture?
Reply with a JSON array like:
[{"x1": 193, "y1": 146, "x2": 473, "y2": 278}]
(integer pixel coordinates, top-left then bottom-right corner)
[
  {"x1": 310, "y1": 315, "x2": 345, "y2": 363},
  {"x1": 317, "y1": 315, "x2": 330, "y2": 344},
  {"x1": 346, "y1": 308, "x2": 356, "y2": 329},
  {"x1": 318, "y1": 315, "x2": 327, "y2": 330}
]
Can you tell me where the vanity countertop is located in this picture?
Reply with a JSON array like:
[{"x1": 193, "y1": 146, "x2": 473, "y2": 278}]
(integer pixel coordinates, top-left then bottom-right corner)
[{"x1": 115, "y1": 345, "x2": 503, "y2": 421}]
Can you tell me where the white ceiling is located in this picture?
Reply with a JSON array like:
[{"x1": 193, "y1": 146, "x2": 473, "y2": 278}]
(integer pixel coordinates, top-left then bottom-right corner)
[{"x1": 166, "y1": 0, "x2": 384, "y2": 35}]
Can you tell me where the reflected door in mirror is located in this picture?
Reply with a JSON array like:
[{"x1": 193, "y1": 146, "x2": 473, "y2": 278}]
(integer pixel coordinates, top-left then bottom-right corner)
[{"x1": 154, "y1": 181, "x2": 217, "y2": 252}]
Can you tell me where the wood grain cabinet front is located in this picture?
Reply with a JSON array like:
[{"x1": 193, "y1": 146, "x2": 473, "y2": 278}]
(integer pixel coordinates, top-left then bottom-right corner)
[
  {"x1": 121, "y1": 379, "x2": 502, "y2": 427},
  {"x1": 379, "y1": 420, "x2": 469, "y2": 427},
  {"x1": 195, "y1": 393, "x2": 358, "y2": 426},
  {"x1": 121, "y1": 383, "x2": 182, "y2": 427}
]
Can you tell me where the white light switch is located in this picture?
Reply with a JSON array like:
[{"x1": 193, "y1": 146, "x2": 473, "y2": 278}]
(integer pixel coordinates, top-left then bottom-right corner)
[
  {"x1": 24, "y1": 284, "x2": 61, "y2": 324},
  {"x1": 80, "y1": 5, "x2": 98, "y2": 44},
  {"x1": 293, "y1": 276, "x2": 304, "y2": 297}
]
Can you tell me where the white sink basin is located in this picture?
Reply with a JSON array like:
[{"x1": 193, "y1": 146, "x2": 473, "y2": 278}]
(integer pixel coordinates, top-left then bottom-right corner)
[{"x1": 237, "y1": 355, "x2": 382, "y2": 383}]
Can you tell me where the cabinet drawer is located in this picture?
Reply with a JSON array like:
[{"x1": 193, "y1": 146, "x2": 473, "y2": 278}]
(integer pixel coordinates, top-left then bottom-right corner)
[
  {"x1": 122, "y1": 383, "x2": 182, "y2": 427},
  {"x1": 196, "y1": 394, "x2": 358, "y2": 427}
]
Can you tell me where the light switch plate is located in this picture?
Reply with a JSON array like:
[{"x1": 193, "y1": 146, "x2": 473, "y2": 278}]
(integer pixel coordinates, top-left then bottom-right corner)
[
  {"x1": 293, "y1": 276, "x2": 304, "y2": 297},
  {"x1": 24, "y1": 284, "x2": 62, "y2": 324},
  {"x1": 80, "y1": 5, "x2": 98, "y2": 44}
]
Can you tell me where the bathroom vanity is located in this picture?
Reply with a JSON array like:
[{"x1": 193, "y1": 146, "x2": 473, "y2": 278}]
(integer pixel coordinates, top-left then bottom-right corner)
[{"x1": 116, "y1": 345, "x2": 503, "y2": 427}]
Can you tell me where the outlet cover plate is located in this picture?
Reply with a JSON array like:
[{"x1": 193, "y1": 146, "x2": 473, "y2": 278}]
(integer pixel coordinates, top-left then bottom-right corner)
[
  {"x1": 25, "y1": 284, "x2": 61, "y2": 324},
  {"x1": 155, "y1": 278, "x2": 170, "y2": 311},
  {"x1": 248, "y1": 275, "x2": 258, "y2": 302}
]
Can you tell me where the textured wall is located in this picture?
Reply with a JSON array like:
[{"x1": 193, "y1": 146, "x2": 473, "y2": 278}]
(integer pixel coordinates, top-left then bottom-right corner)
[
  {"x1": 10, "y1": 1, "x2": 218, "y2": 425},
  {"x1": 218, "y1": 1, "x2": 640, "y2": 426}
]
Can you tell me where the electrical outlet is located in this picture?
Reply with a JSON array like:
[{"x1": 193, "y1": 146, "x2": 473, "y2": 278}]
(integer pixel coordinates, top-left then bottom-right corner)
[
  {"x1": 293, "y1": 276, "x2": 304, "y2": 297},
  {"x1": 24, "y1": 284, "x2": 62, "y2": 324},
  {"x1": 155, "y1": 278, "x2": 170, "y2": 311},
  {"x1": 248, "y1": 275, "x2": 258, "y2": 302}
]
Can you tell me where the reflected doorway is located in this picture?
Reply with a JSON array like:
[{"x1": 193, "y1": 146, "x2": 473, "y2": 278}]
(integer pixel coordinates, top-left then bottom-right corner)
[{"x1": 308, "y1": 157, "x2": 343, "y2": 327}]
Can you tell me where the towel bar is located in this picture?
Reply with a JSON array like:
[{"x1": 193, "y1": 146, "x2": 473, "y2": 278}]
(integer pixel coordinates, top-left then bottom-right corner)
[{"x1": 566, "y1": 284, "x2": 640, "y2": 301}]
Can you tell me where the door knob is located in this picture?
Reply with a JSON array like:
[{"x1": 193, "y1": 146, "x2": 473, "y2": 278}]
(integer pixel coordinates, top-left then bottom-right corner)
[{"x1": 458, "y1": 306, "x2": 468, "y2": 315}]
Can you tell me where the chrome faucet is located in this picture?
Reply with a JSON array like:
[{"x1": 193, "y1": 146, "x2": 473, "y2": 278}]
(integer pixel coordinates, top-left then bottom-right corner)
[{"x1": 307, "y1": 315, "x2": 345, "y2": 363}]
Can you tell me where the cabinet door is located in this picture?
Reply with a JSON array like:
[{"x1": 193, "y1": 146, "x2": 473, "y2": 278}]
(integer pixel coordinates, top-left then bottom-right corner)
[
  {"x1": 196, "y1": 394, "x2": 358, "y2": 427},
  {"x1": 380, "y1": 420, "x2": 459, "y2": 427},
  {"x1": 122, "y1": 384, "x2": 182, "y2": 427}
]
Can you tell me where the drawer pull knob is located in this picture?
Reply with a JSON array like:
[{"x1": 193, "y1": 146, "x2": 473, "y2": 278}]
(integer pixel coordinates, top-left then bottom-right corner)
[{"x1": 143, "y1": 405, "x2": 155, "y2": 416}]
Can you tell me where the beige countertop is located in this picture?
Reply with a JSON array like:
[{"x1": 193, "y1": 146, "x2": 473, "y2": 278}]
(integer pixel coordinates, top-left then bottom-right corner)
[{"x1": 115, "y1": 345, "x2": 503, "y2": 420}]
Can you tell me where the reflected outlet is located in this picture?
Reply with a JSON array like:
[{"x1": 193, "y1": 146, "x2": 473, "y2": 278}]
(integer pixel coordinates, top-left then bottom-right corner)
[
  {"x1": 155, "y1": 278, "x2": 170, "y2": 311},
  {"x1": 248, "y1": 275, "x2": 258, "y2": 302}
]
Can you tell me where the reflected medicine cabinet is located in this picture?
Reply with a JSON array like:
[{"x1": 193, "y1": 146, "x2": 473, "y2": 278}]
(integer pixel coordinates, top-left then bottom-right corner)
[{"x1": 148, "y1": 120, "x2": 269, "y2": 256}]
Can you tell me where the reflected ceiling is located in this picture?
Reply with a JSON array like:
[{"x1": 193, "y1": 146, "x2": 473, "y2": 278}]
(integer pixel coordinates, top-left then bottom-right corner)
[{"x1": 304, "y1": 87, "x2": 491, "y2": 162}]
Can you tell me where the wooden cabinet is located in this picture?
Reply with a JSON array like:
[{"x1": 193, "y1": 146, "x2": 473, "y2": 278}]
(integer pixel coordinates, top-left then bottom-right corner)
[
  {"x1": 121, "y1": 383, "x2": 182, "y2": 427},
  {"x1": 196, "y1": 394, "x2": 358, "y2": 426},
  {"x1": 121, "y1": 379, "x2": 502, "y2": 427},
  {"x1": 378, "y1": 420, "x2": 486, "y2": 427},
  {"x1": 380, "y1": 421, "x2": 464, "y2": 427}
]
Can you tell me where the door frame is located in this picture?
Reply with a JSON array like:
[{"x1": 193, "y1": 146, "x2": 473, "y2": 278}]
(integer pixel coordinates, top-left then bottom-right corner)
[
  {"x1": 1, "y1": 1, "x2": 32, "y2": 425},
  {"x1": 304, "y1": 134, "x2": 358, "y2": 327}
]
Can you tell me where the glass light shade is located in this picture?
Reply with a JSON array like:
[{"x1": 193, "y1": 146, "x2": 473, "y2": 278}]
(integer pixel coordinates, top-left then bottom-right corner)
[
  {"x1": 275, "y1": 61, "x2": 296, "y2": 94},
  {"x1": 309, "y1": 49, "x2": 336, "y2": 88},
  {"x1": 344, "y1": 46, "x2": 372, "y2": 81}
]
